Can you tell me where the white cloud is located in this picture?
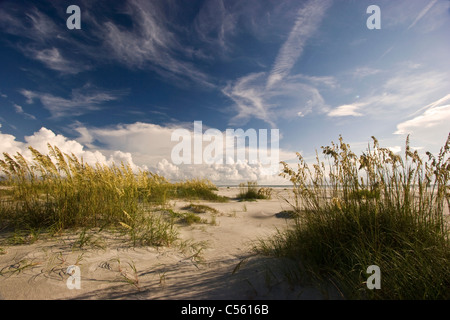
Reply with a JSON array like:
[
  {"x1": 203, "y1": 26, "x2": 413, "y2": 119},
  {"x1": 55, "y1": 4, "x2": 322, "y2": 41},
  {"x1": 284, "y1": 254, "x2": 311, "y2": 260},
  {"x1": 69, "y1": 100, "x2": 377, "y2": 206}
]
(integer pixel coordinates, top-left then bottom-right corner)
[
  {"x1": 0, "y1": 2, "x2": 211, "y2": 84},
  {"x1": 72, "y1": 121, "x2": 295, "y2": 183},
  {"x1": 394, "y1": 94, "x2": 450, "y2": 148},
  {"x1": 376, "y1": 71, "x2": 448, "y2": 113},
  {"x1": 154, "y1": 160, "x2": 288, "y2": 185},
  {"x1": 1, "y1": 121, "x2": 296, "y2": 184},
  {"x1": 74, "y1": 122, "x2": 177, "y2": 169},
  {"x1": 0, "y1": 130, "x2": 25, "y2": 156},
  {"x1": 395, "y1": 105, "x2": 450, "y2": 135},
  {"x1": 291, "y1": 74, "x2": 338, "y2": 89},
  {"x1": 328, "y1": 103, "x2": 364, "y2": 117},
  {"x1": 340, "y1": 69, "x2": 450, "y2": 119},
  {"x1": 388, "y1": 146, "x2": 402, "y2": 154},
  {"x1": 408, "y1": 93, "x2": 450, "y2": 118}
]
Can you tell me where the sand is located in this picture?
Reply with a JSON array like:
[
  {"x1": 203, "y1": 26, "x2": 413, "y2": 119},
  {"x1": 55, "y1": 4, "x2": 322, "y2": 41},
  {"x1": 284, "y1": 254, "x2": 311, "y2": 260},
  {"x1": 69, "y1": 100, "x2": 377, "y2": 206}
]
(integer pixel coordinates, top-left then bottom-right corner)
[{"x1": 0, "y1": 187, "x2": 332, "y2": 300}]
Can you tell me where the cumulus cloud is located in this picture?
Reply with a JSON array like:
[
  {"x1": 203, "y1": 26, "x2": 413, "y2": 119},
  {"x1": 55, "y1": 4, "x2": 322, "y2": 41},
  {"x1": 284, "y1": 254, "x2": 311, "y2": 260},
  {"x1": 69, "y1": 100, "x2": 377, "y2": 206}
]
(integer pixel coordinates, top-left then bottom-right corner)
[
  {"x1": 73, "y1": 122, "x2": 177, "y2": 167},
  {"x1": 154, "y1": 160, "x2": 287, "y2": 185},
  {"x1": 72, "y1": 121, "x2": 294, "y2": 183},
  {"x1": 0, "y1": 127, "x2": 143, "y2": 172},
  {"x1": 0, "y1": 130, "x2": 25, "y2": 156},
  {"x1": 1, "y1": 120, "x2": 294, "y2": 184}
]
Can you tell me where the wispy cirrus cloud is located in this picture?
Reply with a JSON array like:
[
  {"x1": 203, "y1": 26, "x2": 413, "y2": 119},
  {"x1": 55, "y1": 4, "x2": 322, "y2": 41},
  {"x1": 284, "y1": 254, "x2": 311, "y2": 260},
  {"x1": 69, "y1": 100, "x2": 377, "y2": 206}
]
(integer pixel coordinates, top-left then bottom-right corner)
[
  {"x1": 28, "y1": 47, "x2": 89, "y2": 74},
  {"x1": 408, "y1": 0, "x2": 439, "y2": 30},
  {"x1": 392, "y1": 93, "x2": 450, "y2": 152},
  {"x1": 394, "y1": 94, "x2": 450, "y2": 138},
  {"x1": 367, "y1": 70, "x2": 448, "y2": 117},
  {"x1": 20, "y1": 85, "x2": 125, "y2": 118},
  {"x1": 333, "y1": 65, "x2": 450, "y2": 121},
  {"x1": 0, "y1": 6, "x2": 59, "y2": 42},
  {"x1": 223, "y1": 71, "x2": 332, "y2": 126},
  {"x1": 97, "y1": 0, "x2": 213, "y2": 87},
  {"x1": 0, "y1": 1, "x2": 212, "y2": 85},
  {"x1": 224, "y1": 0, "x2": 333, "y2": 126},
  {"x1": 222, "y1": 72, "x2": 274, "y2": 126},
  {"x1": 395, "y1": 104, "x2": 450, "y2": 135},
  {"x1": 351, "y1": 67, "x2": 383, "y2": 79},
  {"x1": 383, "y1": 0, "x2": 449, "y2": 33},
  {"x1": 266, "y1": 0, "x2": 332, "y2": 88},
  {"x1": 193, "y1": 0, "x2": 238, "y2": 53},
  {"x1": 0, "y1": 5, "x2": 82, "y2": 75},
  {"x1": 13, "y1": 104, "x2": 36, "y2": 120}
]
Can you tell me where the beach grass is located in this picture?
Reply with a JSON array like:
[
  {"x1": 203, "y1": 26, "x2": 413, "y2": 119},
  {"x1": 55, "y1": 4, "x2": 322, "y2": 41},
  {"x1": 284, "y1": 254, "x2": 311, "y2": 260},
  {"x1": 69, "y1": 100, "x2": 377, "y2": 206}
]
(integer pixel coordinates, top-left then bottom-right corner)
[
  {"x1": 0, "y1": 144, "x2": 224, "y2": 246},
  {"x1": 237, "y1": 181, "x2": 272, "y2": 201},
  {"x1": 255, "y1": 134, "x2": 450, "y2": 299}
]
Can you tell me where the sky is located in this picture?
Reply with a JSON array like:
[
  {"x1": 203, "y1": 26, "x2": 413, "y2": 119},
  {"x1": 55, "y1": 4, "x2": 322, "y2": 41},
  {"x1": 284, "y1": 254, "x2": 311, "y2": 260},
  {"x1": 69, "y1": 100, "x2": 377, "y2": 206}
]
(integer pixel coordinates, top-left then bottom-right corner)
[{"x1": 0, "y1": 0, "x2": 449, "y2": 185}]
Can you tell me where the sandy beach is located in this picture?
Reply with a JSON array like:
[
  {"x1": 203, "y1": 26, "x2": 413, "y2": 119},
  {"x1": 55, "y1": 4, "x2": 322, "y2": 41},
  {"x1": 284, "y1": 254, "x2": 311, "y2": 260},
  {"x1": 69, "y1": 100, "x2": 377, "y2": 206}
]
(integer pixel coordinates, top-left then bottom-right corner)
[{"x1": 0, "y1": 187, "x2": 331, "y2": 300}]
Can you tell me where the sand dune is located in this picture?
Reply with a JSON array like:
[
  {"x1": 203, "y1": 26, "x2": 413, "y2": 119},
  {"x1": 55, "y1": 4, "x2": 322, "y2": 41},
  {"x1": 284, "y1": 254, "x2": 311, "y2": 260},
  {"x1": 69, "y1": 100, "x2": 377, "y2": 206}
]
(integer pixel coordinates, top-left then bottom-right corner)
[{"x1": 0, "y1": 187, "x2": 332, "y2": 300}]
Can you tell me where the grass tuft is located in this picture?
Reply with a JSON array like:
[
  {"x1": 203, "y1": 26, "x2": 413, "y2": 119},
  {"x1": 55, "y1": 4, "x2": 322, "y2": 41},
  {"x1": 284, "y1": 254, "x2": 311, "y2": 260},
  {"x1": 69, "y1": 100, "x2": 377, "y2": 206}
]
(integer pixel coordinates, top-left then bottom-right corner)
[
  {"x1": 237, "y1": 181, "x2": 272, "y2": 201},
  {"x1": 255, "y1": 134, "x2": 450, "y2": 299},
  {"x1": 181, "y1": 204, "x2": 219, "y2": 214}
]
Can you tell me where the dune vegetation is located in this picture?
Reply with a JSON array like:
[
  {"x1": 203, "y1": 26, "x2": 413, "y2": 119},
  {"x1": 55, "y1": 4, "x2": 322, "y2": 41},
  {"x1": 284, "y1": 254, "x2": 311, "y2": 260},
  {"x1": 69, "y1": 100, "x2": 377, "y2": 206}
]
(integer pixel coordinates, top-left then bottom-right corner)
[
  {"x1": 255, "y1": 134, "x2": 450, "y2": 299},
  {"x1": 1, "y1": 134, "x2": 449, "y2": 300},
  {"x1": 237, "y1": 181, "x2": 272, "y2": 201},
  {"x1": 0, "y1": 144, "x2": 226, "y2": 246}
]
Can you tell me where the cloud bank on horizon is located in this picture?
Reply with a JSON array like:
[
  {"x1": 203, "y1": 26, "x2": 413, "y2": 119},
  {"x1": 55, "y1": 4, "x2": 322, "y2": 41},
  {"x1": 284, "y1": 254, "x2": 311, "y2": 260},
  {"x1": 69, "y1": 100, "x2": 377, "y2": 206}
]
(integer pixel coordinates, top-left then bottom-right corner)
[{"x1": 0, "y1": 0, "x2": 449, "y2": 184}]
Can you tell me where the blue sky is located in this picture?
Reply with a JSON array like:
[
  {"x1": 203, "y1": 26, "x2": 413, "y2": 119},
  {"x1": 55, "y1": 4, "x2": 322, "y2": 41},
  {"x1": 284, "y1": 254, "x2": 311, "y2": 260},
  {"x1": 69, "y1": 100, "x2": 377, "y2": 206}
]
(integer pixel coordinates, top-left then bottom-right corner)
[{"x1": 1, "y1": 0, "x2": 449, "y2": 184}]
